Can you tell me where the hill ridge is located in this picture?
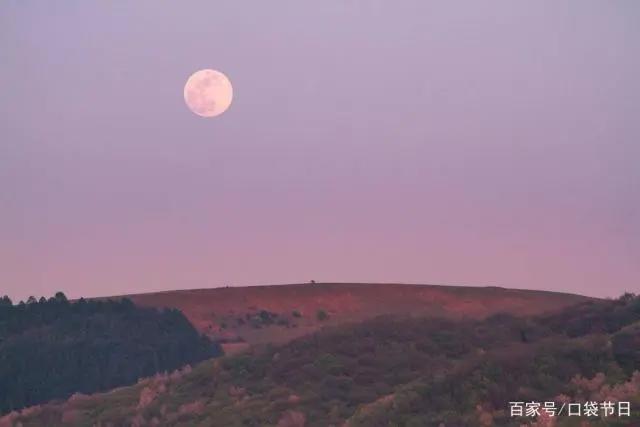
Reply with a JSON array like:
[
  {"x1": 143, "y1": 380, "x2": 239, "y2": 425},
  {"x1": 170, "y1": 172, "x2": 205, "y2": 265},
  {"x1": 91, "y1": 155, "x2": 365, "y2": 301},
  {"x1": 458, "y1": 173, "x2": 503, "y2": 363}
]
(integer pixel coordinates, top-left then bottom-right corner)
[{"x1": 117, "y1": 283, "x2": 592, "y2": 349}]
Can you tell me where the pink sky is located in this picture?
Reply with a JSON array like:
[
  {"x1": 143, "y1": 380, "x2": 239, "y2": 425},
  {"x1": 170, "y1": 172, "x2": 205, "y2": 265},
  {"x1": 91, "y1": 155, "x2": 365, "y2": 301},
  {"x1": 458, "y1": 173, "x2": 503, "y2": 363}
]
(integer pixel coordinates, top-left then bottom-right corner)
[{"x1": 1, "y1": 1, "x2": 638, "y2": 301}]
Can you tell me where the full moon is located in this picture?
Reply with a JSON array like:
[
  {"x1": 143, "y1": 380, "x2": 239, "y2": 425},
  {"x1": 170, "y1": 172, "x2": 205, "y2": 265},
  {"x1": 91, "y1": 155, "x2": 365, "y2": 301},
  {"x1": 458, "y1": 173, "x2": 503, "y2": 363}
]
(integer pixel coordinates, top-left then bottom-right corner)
[{"x1": 183, "y1": 69, "x2": 233, "y2": 117}]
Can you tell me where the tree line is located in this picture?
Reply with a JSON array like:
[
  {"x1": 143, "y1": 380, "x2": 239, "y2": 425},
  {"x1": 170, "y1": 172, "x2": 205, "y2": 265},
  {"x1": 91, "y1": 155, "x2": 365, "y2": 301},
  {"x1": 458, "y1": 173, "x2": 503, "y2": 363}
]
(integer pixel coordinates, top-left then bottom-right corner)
[{"x1": 0, "y1": 292, "x2": 222, "y2": 415}]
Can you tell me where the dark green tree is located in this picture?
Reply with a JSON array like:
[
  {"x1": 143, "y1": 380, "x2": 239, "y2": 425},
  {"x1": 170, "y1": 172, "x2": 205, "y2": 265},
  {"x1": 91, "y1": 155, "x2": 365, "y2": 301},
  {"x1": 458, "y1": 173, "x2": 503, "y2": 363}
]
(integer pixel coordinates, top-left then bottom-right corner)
[
  {"x1": 0, "y1": 294, "x2": 222, "y2": 415},
  {"x1": 54, "y1": 291, "x2": 68, "y2": 303}
]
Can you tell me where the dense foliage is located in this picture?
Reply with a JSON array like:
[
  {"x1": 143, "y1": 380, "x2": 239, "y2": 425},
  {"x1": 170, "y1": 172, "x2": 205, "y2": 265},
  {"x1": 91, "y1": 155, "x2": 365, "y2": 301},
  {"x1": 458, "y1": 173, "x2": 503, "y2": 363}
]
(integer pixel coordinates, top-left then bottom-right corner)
[
  {"x1": 2, "y1": 293, "x2": 639, "y2": 426},
  {"x1": 0, "y1": 293, "x2": 221, "y2": 415}
]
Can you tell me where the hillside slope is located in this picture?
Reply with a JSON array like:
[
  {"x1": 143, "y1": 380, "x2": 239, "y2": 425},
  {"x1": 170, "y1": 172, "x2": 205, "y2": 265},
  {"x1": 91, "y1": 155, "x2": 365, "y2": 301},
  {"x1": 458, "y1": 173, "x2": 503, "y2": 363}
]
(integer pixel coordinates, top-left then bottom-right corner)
[
  {"x1": 0, "y1": 295, "x2": 221, "y2": 416},
  {"x1": 4, "y1": 294, "x2": 639, "y2": 426},
  {"x1": 124, "y1": 283, "x2": 591, "y2": 348}
]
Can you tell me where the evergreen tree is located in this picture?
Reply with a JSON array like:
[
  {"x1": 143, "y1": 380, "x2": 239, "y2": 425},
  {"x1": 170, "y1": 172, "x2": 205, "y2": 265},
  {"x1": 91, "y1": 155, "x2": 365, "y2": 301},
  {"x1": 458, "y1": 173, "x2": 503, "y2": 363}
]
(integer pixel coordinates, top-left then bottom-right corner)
[{"x1": 0, "y1": 294, "x2": 222, "y2": 415}]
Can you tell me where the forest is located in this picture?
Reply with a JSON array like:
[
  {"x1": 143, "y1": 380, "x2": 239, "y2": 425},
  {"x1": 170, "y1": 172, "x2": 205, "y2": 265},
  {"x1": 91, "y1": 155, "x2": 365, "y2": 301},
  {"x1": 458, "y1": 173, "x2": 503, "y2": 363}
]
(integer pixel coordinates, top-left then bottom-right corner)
[
  {"x1": 2, "y1": 293, "x2": 639, "y2": 426},
  {"x1": 0, "y1": 293, "x2": 221, "y2": 415}
]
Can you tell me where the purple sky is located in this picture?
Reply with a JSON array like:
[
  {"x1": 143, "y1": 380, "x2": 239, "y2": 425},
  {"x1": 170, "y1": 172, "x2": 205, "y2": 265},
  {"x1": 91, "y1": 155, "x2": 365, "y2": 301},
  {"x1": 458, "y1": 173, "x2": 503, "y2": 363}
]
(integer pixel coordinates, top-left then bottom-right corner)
[{"x1": 1, "y1": 1, "x2": 638, "y2": 301}]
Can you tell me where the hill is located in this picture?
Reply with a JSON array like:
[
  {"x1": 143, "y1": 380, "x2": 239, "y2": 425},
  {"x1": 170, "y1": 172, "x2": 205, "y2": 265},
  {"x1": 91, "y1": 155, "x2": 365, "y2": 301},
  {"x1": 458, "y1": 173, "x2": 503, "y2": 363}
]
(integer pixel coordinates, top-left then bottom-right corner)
[
  {"x1": 123, "y1": 283, "x2": 591, "y2": 350},
  {"x1": 0, "y1": 294, "x2": 221, "y2": 416},
  {"x1": 4, "y1": 293, "x2": 639, "y2": 426}
]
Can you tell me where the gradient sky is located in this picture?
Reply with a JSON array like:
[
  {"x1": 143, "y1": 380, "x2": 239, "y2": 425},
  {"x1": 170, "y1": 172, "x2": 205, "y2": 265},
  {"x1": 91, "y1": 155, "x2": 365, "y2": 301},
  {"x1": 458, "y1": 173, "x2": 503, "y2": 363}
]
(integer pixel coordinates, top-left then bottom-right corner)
[{"x1": 1, "y1": 1, "x2": 638, "y2": 301}]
